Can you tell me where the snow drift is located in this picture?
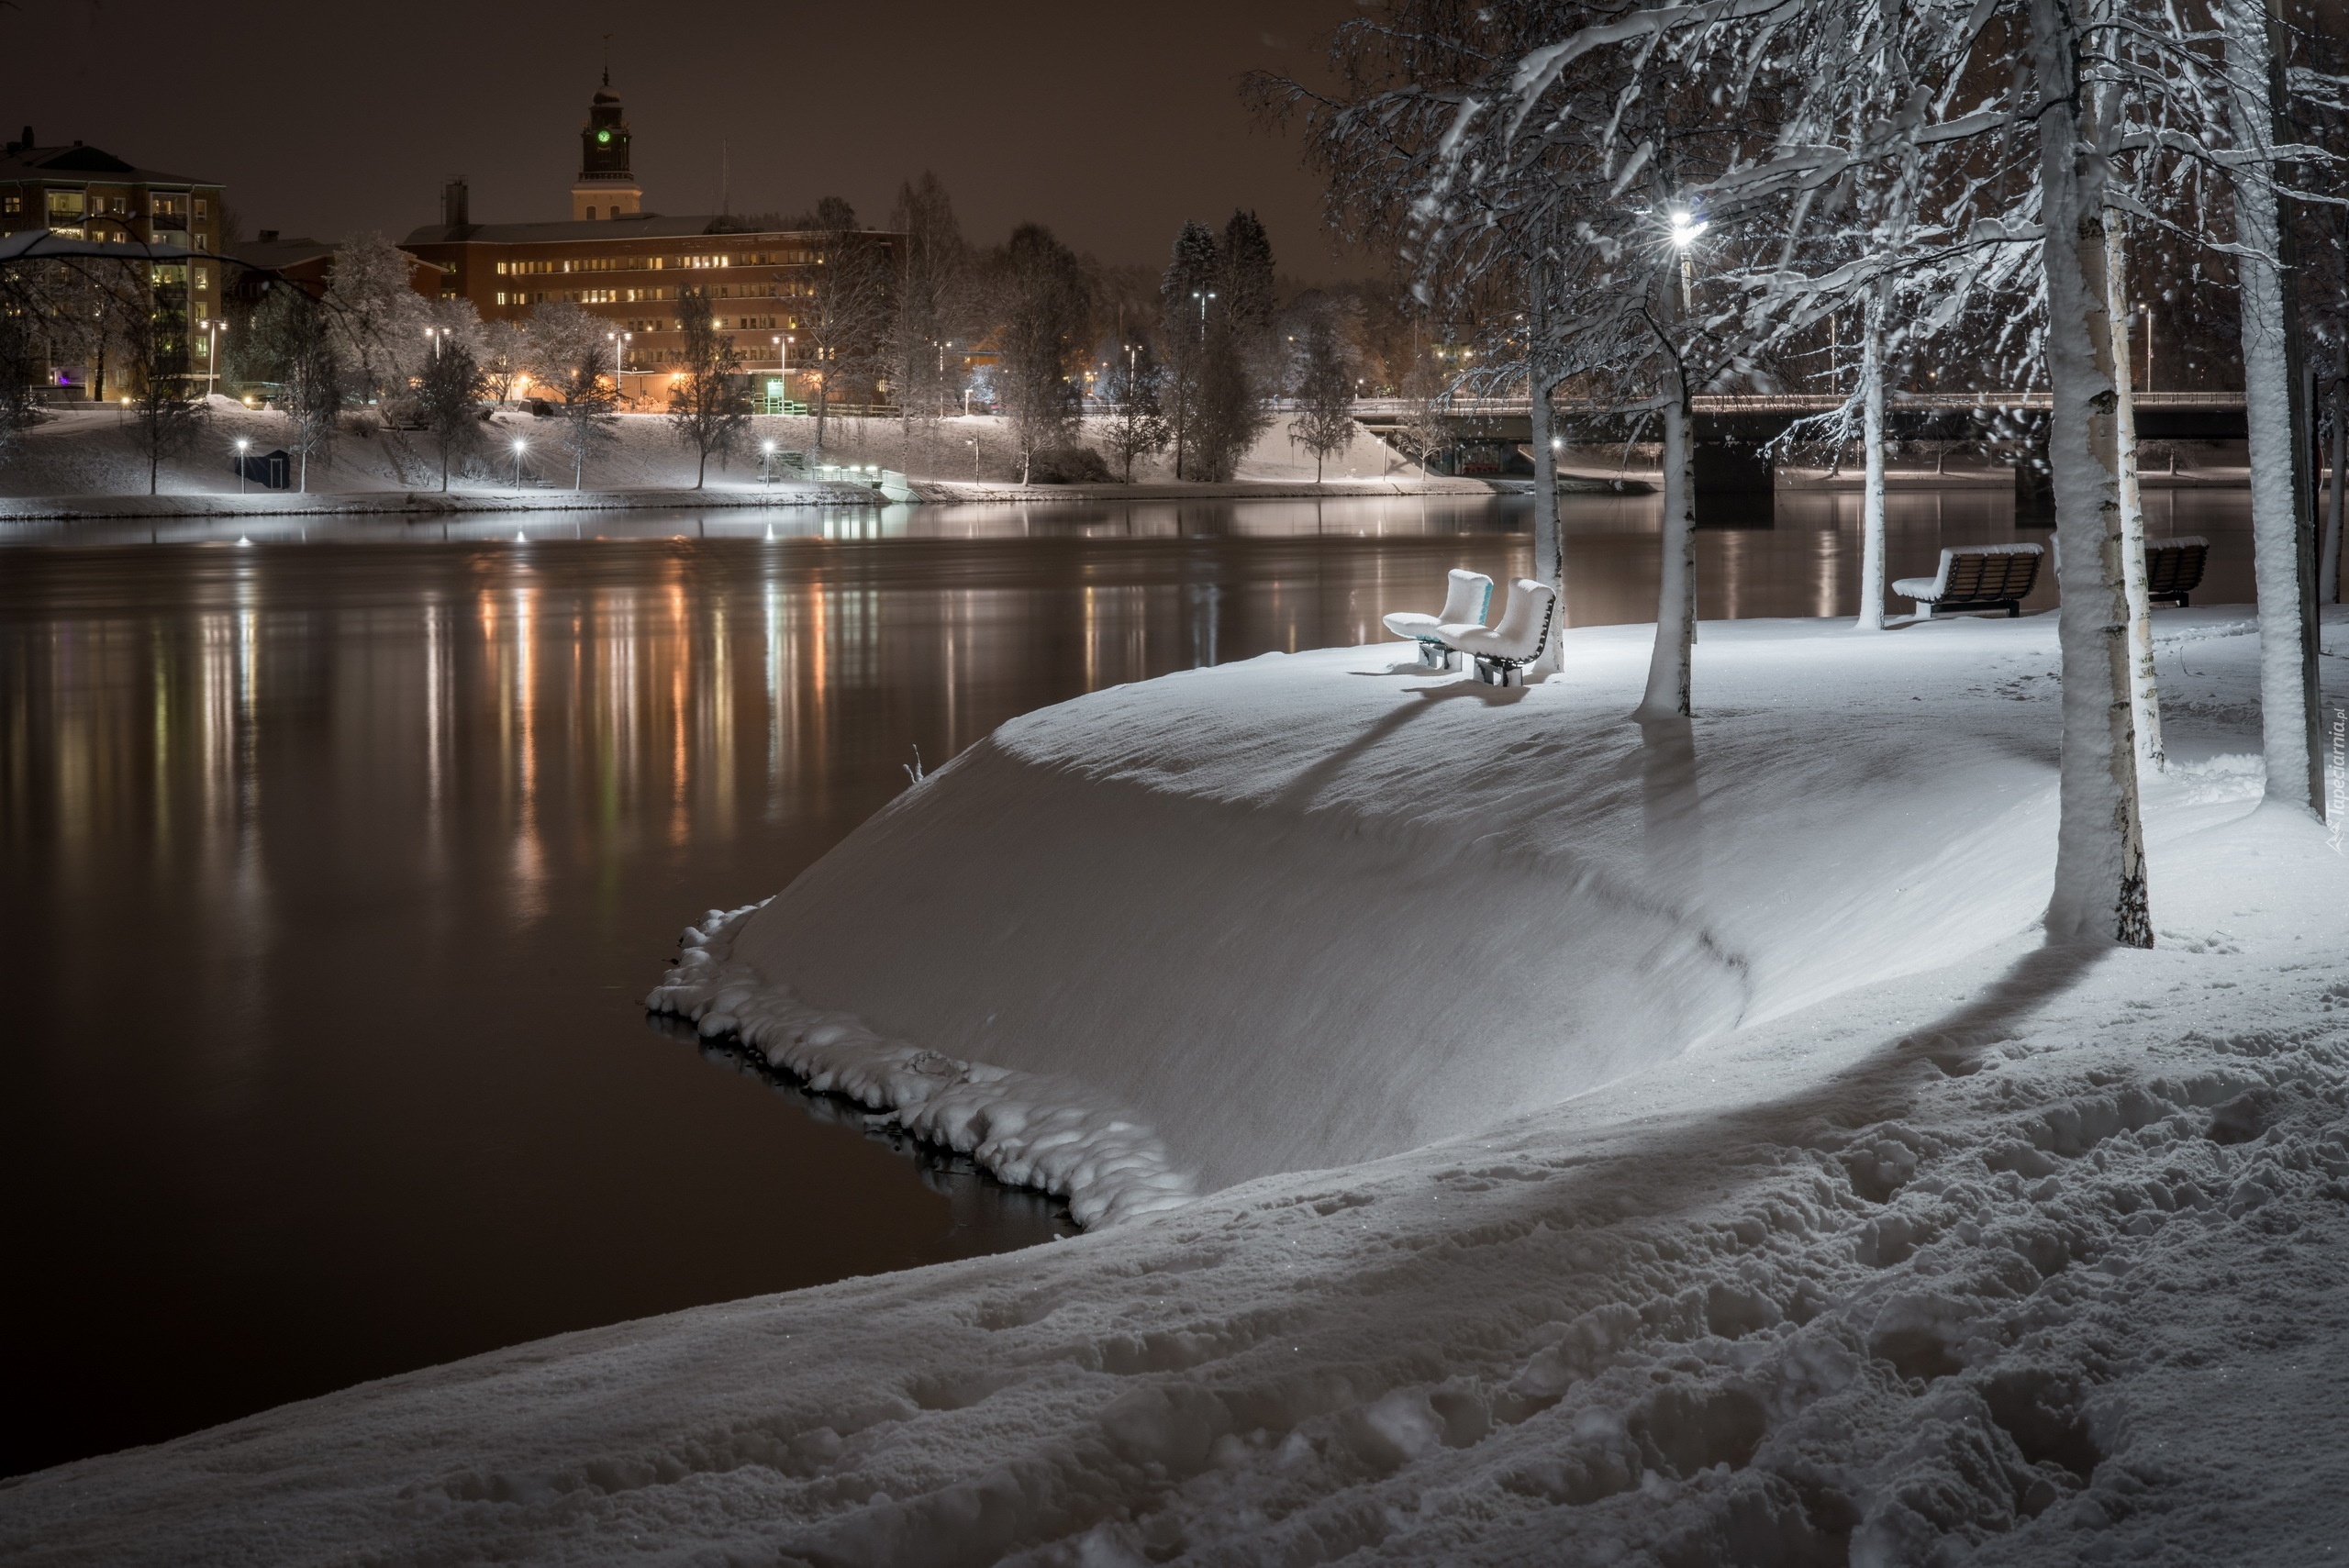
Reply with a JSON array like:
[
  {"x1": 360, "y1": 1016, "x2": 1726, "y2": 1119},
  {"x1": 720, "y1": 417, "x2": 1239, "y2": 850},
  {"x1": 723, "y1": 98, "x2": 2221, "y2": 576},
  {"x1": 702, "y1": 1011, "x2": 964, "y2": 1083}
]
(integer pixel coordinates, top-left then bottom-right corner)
[{"x1": 651, "y1": 614, "x2": 2189, "y2": 1225}]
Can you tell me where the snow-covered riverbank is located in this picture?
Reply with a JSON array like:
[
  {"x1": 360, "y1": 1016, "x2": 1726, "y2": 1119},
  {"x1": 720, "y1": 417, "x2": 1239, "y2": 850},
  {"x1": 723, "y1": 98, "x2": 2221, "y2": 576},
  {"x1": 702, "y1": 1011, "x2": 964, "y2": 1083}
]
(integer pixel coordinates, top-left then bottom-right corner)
[{"x1": 6, "y1": 605, "x2": 2343, "y2": 1564}]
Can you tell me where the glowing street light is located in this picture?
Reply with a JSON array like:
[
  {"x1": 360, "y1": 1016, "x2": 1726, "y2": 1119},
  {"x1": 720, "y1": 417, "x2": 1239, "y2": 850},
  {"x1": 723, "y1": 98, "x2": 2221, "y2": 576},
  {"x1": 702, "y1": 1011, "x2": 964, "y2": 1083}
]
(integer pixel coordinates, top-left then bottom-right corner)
[
  {"x1": 1666, "y1": 208, "x2": 1708, "y2": 313},
  {"x1": 235, "y1": 436, "x2": 250, "y2": 495},
  {"x1": 761, "y1": 438, "x2": 777, "y2": 485},
  {"x1": 511, "y1": 437, "x2": 529, "y2": 487}
]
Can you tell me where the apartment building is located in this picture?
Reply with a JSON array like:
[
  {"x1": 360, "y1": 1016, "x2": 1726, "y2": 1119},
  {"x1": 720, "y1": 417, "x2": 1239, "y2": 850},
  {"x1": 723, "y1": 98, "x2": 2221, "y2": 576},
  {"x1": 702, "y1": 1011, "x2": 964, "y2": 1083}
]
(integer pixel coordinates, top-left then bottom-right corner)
[{"x1": 1, "y1": 128, "x2": 228, "y2": 397}]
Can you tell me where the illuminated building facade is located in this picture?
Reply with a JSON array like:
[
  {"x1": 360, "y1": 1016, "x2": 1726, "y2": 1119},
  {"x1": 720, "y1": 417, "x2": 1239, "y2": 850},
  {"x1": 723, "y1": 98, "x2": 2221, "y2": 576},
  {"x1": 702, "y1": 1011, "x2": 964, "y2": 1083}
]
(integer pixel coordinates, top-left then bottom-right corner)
[
  {"x1": 400, "y1": 83, "x2": 900, "y2": 407},
  {"x1": 0, "y1": 128, "x2": 228, "y2": 398}
]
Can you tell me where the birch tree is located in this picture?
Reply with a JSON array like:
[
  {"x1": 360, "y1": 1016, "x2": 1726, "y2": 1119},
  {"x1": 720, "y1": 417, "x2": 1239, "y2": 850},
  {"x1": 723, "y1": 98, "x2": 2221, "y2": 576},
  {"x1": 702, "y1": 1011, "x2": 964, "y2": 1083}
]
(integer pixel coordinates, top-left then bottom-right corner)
[
  {"x1": 2215, "y1": 0, "x2": 2326, "y2": 814},
  {"x1": 669, "y1": 287, "x2": 751, "y2": 487}
]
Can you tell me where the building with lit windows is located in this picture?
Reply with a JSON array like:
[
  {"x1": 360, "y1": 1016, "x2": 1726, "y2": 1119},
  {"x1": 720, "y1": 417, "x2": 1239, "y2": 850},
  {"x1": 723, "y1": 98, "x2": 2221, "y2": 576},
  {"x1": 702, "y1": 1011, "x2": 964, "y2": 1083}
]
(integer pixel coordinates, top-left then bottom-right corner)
[
  {"x1": 0, "y1": 128, "x2": 228, "y2": 399},
  {"x1": 400, "y1": 82, "x2": 900, "y2": 408}
]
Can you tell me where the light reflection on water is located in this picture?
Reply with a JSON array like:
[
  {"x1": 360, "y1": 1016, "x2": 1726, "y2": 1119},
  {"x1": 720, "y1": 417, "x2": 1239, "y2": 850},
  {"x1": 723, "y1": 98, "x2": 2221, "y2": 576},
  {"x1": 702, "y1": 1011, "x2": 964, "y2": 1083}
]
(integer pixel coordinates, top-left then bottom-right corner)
[{"x1": 0, "y1": 487, "x2": 2254, "y2": 1476}]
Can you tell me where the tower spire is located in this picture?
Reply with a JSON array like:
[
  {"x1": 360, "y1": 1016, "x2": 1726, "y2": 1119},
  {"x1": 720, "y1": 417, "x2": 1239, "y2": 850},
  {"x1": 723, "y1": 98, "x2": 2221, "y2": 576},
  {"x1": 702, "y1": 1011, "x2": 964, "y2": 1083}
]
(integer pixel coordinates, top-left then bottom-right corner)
[{"x1": 573, "y1": 71, "x2": 640, "y2": 220}]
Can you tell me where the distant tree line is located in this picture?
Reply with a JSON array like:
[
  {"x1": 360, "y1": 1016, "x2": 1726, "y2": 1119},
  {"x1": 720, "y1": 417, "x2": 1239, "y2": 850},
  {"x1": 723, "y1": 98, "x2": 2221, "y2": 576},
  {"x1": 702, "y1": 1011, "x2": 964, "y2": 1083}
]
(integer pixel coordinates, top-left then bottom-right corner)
[{"x1": 0, "y1": 173, "x2": 1474, "y2": 492}]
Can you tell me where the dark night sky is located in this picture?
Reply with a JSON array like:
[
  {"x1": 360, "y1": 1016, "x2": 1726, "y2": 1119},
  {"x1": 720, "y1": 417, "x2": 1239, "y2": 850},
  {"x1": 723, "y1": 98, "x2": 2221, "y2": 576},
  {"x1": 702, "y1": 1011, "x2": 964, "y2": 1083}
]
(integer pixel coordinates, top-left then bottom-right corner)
[{"x1": 1, "y1": 0, "x2": 1370, "y2": 277}]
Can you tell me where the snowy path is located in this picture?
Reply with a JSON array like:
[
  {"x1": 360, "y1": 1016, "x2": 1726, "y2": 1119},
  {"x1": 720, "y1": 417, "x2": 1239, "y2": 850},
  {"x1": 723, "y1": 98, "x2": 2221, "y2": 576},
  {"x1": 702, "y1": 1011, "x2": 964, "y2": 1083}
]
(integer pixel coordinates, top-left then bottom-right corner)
[{"x1": 5, "y1": 607, "x2": 2344, "y2": 1565}]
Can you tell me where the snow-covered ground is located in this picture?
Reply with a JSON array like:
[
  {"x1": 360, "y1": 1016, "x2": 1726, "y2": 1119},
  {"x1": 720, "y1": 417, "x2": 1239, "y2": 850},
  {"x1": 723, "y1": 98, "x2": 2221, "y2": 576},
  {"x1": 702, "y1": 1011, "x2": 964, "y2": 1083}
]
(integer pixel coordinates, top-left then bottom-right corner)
[
  {"x1": 5, "y1": 606, "x2": 2344, "y2": 1565},
  {"x1": 0, "y1": 403, "x2": 1441, "y2": 510}
]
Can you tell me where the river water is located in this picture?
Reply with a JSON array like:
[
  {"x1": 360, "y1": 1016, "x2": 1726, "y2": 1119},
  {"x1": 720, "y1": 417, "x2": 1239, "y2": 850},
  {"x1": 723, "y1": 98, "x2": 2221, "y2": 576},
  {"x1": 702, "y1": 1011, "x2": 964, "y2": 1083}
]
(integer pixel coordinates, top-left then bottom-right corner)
[{"x1": 0, "y1": 487, "x2": 2254, "y2": 1475}]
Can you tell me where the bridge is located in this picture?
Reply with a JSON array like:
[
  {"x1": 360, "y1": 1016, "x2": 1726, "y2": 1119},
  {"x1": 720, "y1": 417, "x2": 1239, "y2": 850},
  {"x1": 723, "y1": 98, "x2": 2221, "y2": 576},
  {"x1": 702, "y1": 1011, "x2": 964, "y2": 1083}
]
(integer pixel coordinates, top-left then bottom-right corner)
[{"x1": 1348, "y1": 392, "x2": 2252, "y2": 517}]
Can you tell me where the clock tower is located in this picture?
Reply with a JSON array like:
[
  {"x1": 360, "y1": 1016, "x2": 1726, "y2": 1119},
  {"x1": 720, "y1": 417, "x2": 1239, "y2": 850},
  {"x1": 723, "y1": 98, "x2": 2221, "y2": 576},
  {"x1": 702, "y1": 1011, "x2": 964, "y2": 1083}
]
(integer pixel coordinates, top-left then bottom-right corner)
[{"x1": 571, "y1": 73, "x2": 641, "y2": 220}]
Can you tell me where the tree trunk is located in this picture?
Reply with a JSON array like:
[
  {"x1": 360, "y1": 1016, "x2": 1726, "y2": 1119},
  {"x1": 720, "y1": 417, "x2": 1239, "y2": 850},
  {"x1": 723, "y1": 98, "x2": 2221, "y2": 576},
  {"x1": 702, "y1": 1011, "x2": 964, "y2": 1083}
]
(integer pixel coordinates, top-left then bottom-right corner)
[
  {"x1": 1530, "y1": 373, "x2": 1565, "y2": 674},
  {"x1": 2222, "y1": 0, "x2": 2327, "y2": 815},
  {"x1": 1639, "y1": 391, "x2": 1698, "y2": 717},
  {"x1": 1854, "y1": 284, "x2": 1888, "y2": 631},
  {"x1": 2107, "y1": 220, "x2": 2164, "y2": 769},
  {"x1": 2034, "y1": 0, "x2": 2150, "y2": 947},
  {"x1": 2323, "y1": 338, "x2": 2344, "y2": 606}
]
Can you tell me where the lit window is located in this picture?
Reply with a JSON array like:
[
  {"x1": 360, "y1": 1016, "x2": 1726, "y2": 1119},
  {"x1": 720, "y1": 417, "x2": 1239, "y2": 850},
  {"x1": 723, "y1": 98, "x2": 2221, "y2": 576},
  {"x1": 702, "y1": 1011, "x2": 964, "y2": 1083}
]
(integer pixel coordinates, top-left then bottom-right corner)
[{"x1": 495, "y1": 261, "x2": 508, "y2": 274}]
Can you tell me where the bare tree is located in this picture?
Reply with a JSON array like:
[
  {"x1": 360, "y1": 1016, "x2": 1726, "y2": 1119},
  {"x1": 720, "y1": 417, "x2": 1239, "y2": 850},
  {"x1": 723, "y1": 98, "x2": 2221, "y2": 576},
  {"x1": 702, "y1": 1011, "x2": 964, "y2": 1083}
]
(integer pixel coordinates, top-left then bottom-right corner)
[
  {"x1": 1289, "y1": 295, "x2": 1358, "y2": 483},
  {"x1": 0, "y1": 306, "x2": 42, "y2": 474},
  {"x1": 527, "y1": 302, "x2": 618, "y2": 490},
  {"x1": 795, "y1": 197, "x2": 896, "y2": 455},
  {"x1": 669, "y1": 287, "x2": 751, "y2": 487},
  {"x1": 884, "y1": 172, "x2": 971, "y2": 459},
  {"x1": 416, "y1": 333, "x2": 484, "y2": 492},
  {"x1": 117, "y1": 281, "x2": 206, "y2": 495},
  {"x1": 1098, "y1": 337, "x2": 1171, "y2": 483},
  {"x1": 478, "y1": 319, "x2": 527, "y2": 406},
  {"x1": 995, "y1": 225, "x2": 1092, "y2": 485}
]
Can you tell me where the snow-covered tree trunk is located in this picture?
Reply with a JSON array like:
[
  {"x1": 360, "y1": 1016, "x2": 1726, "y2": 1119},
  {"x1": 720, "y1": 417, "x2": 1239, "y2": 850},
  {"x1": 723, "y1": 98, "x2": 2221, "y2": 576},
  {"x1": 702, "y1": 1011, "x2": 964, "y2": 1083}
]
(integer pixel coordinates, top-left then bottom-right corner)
[
  {"x1": 2034, "y1": 0, "x2": 2151, "y2": 947},
  {"x1": 1529, "y1": 375, "x2": 1564, "y2": 674},
  {"x1": 1854, "y1": 284, "x2": 1888, "y2": 632},
  {"x1": 2324, "y1": 339, "x2": 2344, "y2": 606},
  {"x1": 1528, "y1": 245, "x2": 1565, "y2": 675},
  {"x1": 2107, "y1": 221, "x2": 2164, "y2": 768},
  {"x1": 1641, "y1": 392, "x2": 1698, "y2": 717},
  {"x1": 2222, "y1": 0, "x2": 2328, "y2": 814}
]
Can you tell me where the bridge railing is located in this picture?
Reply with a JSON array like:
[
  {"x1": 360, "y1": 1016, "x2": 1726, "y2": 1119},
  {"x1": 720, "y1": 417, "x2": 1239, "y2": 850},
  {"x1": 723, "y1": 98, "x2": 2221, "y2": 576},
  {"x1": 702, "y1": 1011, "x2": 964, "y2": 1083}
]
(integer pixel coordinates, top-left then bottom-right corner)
[{"x1": 1352, "y1": 390, "x2": 2244, "y2": 420}]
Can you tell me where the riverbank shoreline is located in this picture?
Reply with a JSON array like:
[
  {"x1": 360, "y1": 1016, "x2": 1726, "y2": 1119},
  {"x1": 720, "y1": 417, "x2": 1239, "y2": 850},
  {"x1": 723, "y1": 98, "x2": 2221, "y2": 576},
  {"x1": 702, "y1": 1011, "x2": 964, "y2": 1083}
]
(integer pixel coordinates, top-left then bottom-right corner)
[{"x1": 0, "y1": 484, "x2": 887, "y2": 523}]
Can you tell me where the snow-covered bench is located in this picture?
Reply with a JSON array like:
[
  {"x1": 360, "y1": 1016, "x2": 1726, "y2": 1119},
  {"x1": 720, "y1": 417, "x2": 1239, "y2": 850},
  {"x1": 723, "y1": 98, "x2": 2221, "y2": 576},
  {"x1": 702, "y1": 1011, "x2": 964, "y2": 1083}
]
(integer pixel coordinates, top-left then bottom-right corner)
[
  {"x1": 1384, "y1": 569, "x2": 1494, "y2": 669},
  {"x1": 1895, "y1": 543, "x2": 2044, "y2": 619},
  {"x1": 1443, "y1": 577, "x2": 1560, "y2": 687},
  {"x1": 2145, "y1": 536, "x2": 2209, "y2": 607}
]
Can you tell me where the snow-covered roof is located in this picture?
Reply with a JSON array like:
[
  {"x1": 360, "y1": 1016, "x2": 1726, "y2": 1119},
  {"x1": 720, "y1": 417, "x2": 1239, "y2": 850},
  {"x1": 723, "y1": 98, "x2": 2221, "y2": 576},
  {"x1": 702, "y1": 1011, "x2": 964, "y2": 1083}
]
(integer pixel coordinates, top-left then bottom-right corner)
[
  {"x1": 400, "y1": 216, "x2": 898, "y2": 247},
  {"x1": 0, "y1": 142, "x2": 218, "y2": 188},
  {"x1": 0, "y1": 228, "x2": 199, "y2": 263}
]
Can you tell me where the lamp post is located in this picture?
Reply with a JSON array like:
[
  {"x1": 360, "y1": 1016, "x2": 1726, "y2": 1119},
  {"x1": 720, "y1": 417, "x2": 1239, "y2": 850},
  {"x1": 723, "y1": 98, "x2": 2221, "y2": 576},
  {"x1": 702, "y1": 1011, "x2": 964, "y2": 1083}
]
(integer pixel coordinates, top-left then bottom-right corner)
[
  {"x1": 235, "y1": 436, "x2": 250, "y2": 495},
  {"x1": 511, "y1": 438, "x2": 528, "y2": 487},
  {"x1": 1667, "y1": 209, "x2": 1707, "y2": 313},
  {"x1": 761, "y1": 438, "x2": 776, "y2": 485}
]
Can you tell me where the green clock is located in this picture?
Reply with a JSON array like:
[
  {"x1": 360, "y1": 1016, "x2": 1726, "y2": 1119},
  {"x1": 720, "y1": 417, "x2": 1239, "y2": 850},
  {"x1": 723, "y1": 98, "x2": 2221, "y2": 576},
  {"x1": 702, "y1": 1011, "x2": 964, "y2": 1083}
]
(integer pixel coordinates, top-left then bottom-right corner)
[{"x1": 596, "y1": 130, "x2": 612, "y2": 143}]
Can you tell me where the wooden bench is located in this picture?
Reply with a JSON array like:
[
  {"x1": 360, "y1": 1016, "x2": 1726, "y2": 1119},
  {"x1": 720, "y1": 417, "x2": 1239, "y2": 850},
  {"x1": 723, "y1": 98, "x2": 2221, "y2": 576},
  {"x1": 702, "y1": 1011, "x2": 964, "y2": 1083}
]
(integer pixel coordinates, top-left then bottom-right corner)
[
  {"x1": 2144, "y1": 536, "x2": 2209, "y2": 607},
  {"x1": 1894, "y1": 543, "x2": 2045, "y2": 618}
]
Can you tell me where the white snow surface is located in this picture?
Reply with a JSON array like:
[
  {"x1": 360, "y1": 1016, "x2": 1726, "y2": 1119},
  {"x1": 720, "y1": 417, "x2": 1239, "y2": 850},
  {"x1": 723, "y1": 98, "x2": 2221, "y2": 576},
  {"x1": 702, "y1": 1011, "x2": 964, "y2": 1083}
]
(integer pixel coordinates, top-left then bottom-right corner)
[
  {"x1": 7, "y1": 606, "x2": 2348, "y2": 1565},
  {"x1": 651, "y1": 610, "x2": 2271, "y2": 1220}
]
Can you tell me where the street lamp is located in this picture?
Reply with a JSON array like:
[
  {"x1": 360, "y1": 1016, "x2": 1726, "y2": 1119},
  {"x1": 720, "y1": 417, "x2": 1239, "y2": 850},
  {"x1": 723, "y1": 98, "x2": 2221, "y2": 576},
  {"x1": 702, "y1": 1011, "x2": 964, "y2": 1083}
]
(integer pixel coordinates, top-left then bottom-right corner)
[
  {"x1": 235, "y1": 436, "x2": 250, "y2": 495},
  {"x1": 1666, "y1": 207, "x2": 1707, "y2": 312},
  {"x1": 511, "y1": 438, "x2": 528, "y2": 487},
  {"x1": 761, "y1": 438, "x2": 776, "y2": 485}
]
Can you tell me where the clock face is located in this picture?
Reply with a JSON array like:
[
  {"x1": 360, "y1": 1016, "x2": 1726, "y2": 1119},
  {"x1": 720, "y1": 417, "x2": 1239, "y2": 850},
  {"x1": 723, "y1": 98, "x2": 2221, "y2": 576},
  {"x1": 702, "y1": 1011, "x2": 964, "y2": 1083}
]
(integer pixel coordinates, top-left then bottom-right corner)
[{"x1": 596, "y1": 130, "x2": 612, "y2": 144}]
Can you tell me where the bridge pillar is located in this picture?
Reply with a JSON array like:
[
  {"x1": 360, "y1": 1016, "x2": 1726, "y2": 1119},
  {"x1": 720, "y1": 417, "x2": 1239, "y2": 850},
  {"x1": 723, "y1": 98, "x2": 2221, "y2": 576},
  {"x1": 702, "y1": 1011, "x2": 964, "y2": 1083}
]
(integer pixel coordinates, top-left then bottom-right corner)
[
  {"x1": 1694, "y1": 442, "x2": 1774, "y2": 525},
  {"x1": 2014, "y1": 456, "x2": 2055, "y2": 524}
]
